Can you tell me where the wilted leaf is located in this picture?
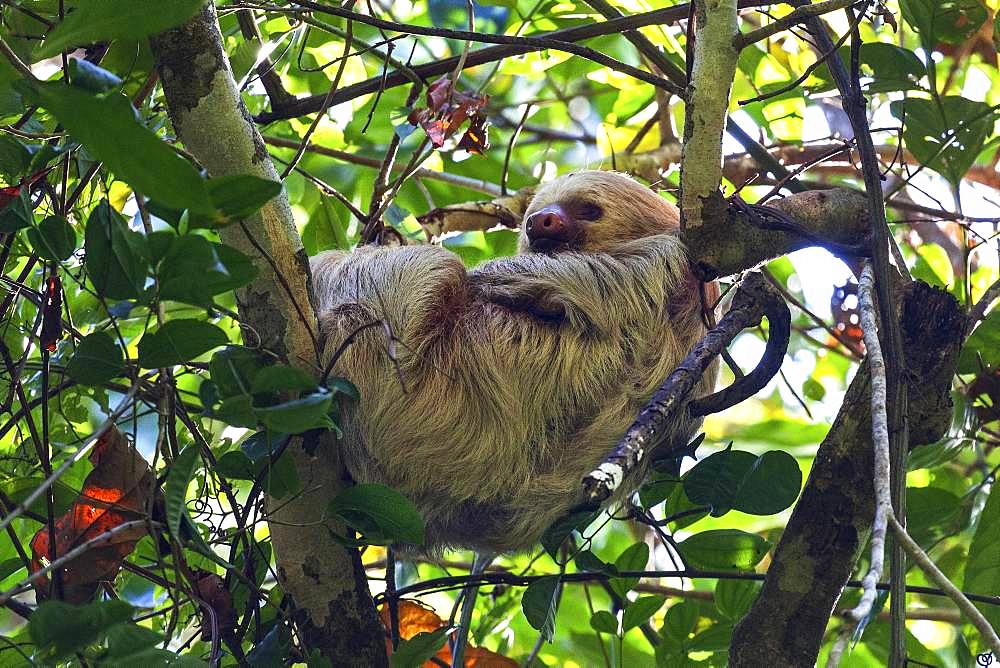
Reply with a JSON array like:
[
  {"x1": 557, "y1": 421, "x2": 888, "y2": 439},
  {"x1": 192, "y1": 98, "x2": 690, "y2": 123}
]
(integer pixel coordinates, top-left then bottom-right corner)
[{"x1": 29, "y1": 427, "x2": 151, "y2": 603}]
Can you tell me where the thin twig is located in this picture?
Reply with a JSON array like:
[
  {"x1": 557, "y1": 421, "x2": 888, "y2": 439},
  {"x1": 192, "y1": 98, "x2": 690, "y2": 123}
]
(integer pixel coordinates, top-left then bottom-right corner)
[
  {"x1": 888, "y1": 513, "x2": 1000, "y2": 657},
  {"x1": 846, "y1": 262, "x2": 890, "y2": 629}
]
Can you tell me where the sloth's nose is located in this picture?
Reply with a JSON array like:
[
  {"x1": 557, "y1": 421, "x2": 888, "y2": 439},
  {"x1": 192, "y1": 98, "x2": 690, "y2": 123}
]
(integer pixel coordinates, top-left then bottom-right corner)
[{"x1": 526, "y1": 205, "x2": 573, "y2": 250}]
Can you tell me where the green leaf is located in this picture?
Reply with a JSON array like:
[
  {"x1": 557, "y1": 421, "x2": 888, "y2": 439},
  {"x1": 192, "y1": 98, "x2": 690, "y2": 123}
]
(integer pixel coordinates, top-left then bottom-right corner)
[
  {"x1": 215, "y1": 450, "x2": 257, "y2": 481},
  {"x1": 390, "y1": 628, "x2": 451, "y2": 668},
  {"x1": 29, "y1": 82, "x2": 214, "y2": 214},
  {"x1": 27, "y1": 214, "x2": 77, "y2": 261},
  {"x1": 255, "y1": 390, "x2": 335, "y2": 434},
  {"x1": 207, "y1": 174, "x2": 283, "y2": 219},
  {"x1": 84, "y1": 201, "x2": 148, "y2": 300},
  {"x1": 164, "y1": 444, "x2": 201, "y2": 540},
  {"x1": 65, "y1": 331, "x2": 125, "y2": 385},
  {"x1": 302, "y1": 194, "x2": 350, "y2": 254},
  {"x1": 0, "y1": 134, "x2": 31, "y2": 179},
  {"x1": 29, "y1": 600, "x2": 134, "y2": 660},
  {"x1": 35, "y1": 0, "x2": 207, "y2": 60},
  {"x1": 900, "y1": 0, "x2": 988, "y2": 49},
  {"x1": 1, "y1": 476, "x2": 77, "y2": 515},
  {"x1": 732, "y1": 450, "x2": 802, "y2": 515},
  {"x1": 677, "y1": 529, "x2": 770, "y2": 571},
  {"x1": 0, "y1": 188, "x2": 33, "y2": 232},
  {"x1": 890, "y1": 96, "x2": 997, "y2": 186},
  {"x1": 521, "y1": 575, "x2": 560, "y2": 641},
  {"x1": 590, "y1": 610, "x2": 618, "y2": 634},
  {"x1": 858, "y1": 43, "x2": 926, "y2": 93},
  {"x1": 103, "y1": 622, "x2": 163, "y2": 659},
  {"x1": 660, "y1": 601, "x2": 699, "y2": 643},
  {"x1": 688, "y1": 622, "x2": 734, "y2": 652},
  {"x1": 137, "y1": 319, "x2": 228, "y2": 368},
  {"x1": 610, "y1": 541, "x2": 648, "y2": 599},
  {"x1": 622, "y1": 595, "x2": 666, "y2": 632},
  {"x1": 241, "y1": 431, "x2": 289, "y2": 462},
  {"x1": 684, "y1": 448, "x2": 801, "y2": 516},
  {"x1": 327, "y1": 483, "x2": 425, "y2": 545},
  {"x1": 156, "y1": 234, "x2": 257, "y2": 306},
  {"x1": 714, "y1": 579, "x2": 759, "y2": 621},
  {"x1": 540, "y1": 509, "x2": 599, "y2": 559},
  {"x1": 802, "y1": 377, "x2": 825, "y2": 402},
  {"x1": 906, "y1": 486, "x2": 962, "y2": 546},
  {"x1": 965, "y1": 482, "x2": 1000, "y2": 635},
  {"x1": 959, "y1": 309, "x2": 1000, "y2": 373},
  {"x1": 684, "y1": 447, "x2": 753, "y2": 516},
  {"x1": 210, "y1": 346, "x2": 266, "y2": 398},
  {"x1": 250, "y1": 364, "x2": 318, "y2": 394}
]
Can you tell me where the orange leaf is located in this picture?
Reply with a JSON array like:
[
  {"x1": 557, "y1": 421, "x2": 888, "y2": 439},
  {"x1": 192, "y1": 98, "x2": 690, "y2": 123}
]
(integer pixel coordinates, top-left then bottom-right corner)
[
  {"x1": 379, "y1": 600, "x2": 517, "y2": 668},
  {"x1": 30, "y1": 426, "x2": 152, "y2": 603}
]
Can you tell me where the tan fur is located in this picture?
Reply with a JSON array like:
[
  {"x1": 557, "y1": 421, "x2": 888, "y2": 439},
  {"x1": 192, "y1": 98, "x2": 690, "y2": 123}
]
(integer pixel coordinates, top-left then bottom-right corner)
[{"x1": 312, "y1": 171, "x2": 718, "y2": 553}]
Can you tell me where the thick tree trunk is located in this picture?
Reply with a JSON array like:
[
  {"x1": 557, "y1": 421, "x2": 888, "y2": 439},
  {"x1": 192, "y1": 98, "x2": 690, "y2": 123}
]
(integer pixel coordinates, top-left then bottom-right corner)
[
  {"x1": 150, "y1": 5, "x2": 386, "y2": 664},
  {"x1": 729, "y1": 281, "x2": 965, "y2": 666}
]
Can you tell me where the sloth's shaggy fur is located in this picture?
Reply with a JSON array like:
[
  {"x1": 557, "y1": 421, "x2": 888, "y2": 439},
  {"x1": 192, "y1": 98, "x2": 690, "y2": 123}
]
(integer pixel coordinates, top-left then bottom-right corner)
[{"x1": 311, "y1": 171, "x2": 718, "y2": 552}]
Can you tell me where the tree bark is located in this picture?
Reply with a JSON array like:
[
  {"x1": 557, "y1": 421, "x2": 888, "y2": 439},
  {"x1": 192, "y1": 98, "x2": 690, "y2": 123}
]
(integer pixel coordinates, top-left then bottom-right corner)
[
  {"x1": 150, "y1": 5, "x2": 386, "y2": 664},
  {"x1": 729, "y1": 281, "x2": 965, "y2": 666}
]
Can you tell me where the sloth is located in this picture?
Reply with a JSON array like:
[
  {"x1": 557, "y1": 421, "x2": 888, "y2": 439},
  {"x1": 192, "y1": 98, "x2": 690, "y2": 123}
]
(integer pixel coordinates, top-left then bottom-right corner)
[{"x1": 310, "y1": 171, "x2": 718, "y2": 553}]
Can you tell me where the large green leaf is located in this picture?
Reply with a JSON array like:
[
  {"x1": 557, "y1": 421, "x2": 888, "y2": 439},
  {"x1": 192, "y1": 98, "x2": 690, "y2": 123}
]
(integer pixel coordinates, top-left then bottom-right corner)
[
  {"x1": 890, "y1": 96, "x2": 997, "y2": 187},
  {"x1": 959, "y1": 309, "x2": 1000, "y2": 373},
  {"x1": 964, "y1": 482, "x2": 1000, "y2": 637},
  {"x1": 29, "y1": 600, "x2": 134, "y2": 661},
  {"x1": 29, "y1": 82, "x2": 214, "y2": 214},
  {"x1": 137, "y1": 319, "x2": 228, "y2": 368},
  {"x1": 65, "y1": 331, "x2": 125, "y2": 385},
  {"x1": 84, "y1": 201, "x2": 148, "y2": 300},
  {"x1": 27, "y1": 215, "x2": 77, "y2": 261},
  {"x1": 677, "y1": 529, "x2": 770, "y2": 571},
  {"x1": 327, "y1": 483, "x2": 425, "y2": 545},
  {"x1": 610, "y1": 541, "x2": 648, "y2": 599},
  {"x1": 255, "y1": 390, "x2": 336, "y2": 433},
  {"x1": 900, "y1": 0, "x2": 988, "y2": 49},
  {"x1": 35, "y1": 0, "x2": 206, "y2": 60},
  {"x1": 390, "y1": 629, "x2": 451, "y2": 668},
  {"x1": 0, "y1": 134, "x2": 30, "y2": 179},
  {"x1": 156, "y1": 234, "x2": 257, "y2": 306},
  {"x1": 683, "y1": 448, "x2": 801, "y2": 516},
  {"x1": 521, "y1": 575, "x2": 560, "y2": 641}
]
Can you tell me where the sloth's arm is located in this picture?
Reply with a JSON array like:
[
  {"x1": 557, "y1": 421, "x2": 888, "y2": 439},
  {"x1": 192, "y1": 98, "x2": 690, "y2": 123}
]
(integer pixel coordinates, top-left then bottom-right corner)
[{"x1": 470, "y1": 234, "x2": 691, "y2": 332}]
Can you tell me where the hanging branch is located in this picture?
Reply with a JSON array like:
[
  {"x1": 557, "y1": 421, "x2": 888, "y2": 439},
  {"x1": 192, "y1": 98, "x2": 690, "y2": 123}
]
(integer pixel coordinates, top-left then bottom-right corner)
[
  {"x1": 582, "y1": 273, "x2": 790, "y2": 504},
  {"x1": 801, "y1": 8, "x2": 912, "y2": 662},
  {"x1": 846, "y1": 262, "x2": 891, "y2": 628}
]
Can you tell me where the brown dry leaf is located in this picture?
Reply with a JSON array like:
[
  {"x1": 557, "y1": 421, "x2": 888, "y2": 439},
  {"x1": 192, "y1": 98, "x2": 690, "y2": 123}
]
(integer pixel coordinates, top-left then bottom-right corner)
[
  {"x1": 30, "y1": 426, "x2": 152, "y2": 603},
  {"x1": 379, "y1": 599, "x2": 517, "y2": 668}
]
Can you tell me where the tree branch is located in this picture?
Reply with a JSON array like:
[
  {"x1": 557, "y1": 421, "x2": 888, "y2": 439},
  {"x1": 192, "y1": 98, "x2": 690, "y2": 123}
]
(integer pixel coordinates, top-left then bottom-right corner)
[{"x1": 150, "y1": 5, "x2": 385, "y2": 664}]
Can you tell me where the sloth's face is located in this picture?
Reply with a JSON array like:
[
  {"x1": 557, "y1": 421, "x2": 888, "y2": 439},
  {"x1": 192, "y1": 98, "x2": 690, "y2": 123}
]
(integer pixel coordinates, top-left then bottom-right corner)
[{"x1": 520, "y1": 171, "x2": 680, "y2": 254}]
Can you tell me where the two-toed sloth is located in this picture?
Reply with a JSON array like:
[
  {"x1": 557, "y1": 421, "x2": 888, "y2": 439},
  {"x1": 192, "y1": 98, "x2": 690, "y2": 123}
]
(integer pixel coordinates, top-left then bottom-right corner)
[{"x1": 311, "y1": 171, "x2": 718, "y2": 553}]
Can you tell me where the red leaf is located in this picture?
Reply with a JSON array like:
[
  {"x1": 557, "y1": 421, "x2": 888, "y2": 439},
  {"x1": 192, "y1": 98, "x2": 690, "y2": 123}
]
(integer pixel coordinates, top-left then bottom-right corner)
[
  {"x1": 426, "y1": 77, "x2": 452, "y2": 112},
  {"x1": 40, "y1": 274, "x2": 63, "y2": 352}
]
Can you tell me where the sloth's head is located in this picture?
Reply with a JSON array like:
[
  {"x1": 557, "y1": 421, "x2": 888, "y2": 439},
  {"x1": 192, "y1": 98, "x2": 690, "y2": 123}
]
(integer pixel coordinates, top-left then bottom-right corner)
[{"x1": 520, "y1": 171, "x2": 680, "y2": 253}]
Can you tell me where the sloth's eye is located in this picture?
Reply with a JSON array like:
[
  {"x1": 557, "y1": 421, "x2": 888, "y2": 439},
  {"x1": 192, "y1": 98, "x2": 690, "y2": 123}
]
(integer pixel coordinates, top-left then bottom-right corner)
[{"x1": 577, "y1": 202, "x2": 603, "y2": 221}]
